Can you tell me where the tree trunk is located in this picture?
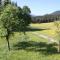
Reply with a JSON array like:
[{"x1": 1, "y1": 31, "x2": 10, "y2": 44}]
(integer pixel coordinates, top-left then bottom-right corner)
[
  {"x1": 6, "y1": 38, "x2": 10, "y2": 51},
  {"x1": 6, "y1": 29, "x2": 10, "y2": 51},
  {"x1": 58, "y1": 41, "x2": 60, "y2": 53},
  {"x1": 23, "y1": 31, "x2": 26, "y2": 35}
]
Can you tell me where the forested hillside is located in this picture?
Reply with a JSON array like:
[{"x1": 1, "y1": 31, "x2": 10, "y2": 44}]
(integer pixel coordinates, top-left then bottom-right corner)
[{"x1": 32, "y1": 11, "x2": 60, "y2": 23}]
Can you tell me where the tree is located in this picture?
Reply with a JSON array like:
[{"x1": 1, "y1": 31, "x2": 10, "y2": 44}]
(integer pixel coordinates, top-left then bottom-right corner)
[
  {"x1": 22, "y1": 6, "x2": 31, "y2": 34},
  {"x1": 22, "y1": 6, "x2": 31, "y2": 26},
  {"x1": 0, "y1": 4, "x2": 22, "y2": 51},
  {"x1": 0, "y1": 3, "x2": 32, "y2": 51},
  {"x1": 54, "y1": 21, "x2": 60, "y2": 52},
  {"x1": 11, "y1": 2, "x2": 17, "y2": 7},
  {"x1": 4, "y1": 0, "x2": 11, "y2": 6}
]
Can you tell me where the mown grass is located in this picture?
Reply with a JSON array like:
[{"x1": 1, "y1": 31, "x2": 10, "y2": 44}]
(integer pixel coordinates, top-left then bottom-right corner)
[
  {"x1": 0, "y1": 32, "x2": 48, "y2": 60},
  {"x1": 0, "y1": 22, "x2": 60, "y2": 60},
  {"x1": 30, "y1": 22, "x2": 55, "y2": 29},
  {"x1": 30, "y1": 22, "x2": 60, "y2": 39},
  {"x1": 0, "y1": 32, "x2": 59, "y2": 60}
]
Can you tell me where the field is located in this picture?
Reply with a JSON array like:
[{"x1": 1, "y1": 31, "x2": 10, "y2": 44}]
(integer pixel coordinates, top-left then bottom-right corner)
[
  {"x1": 0, "y1": 22, "x2": 60, "y2": 60},
  {"x1": 30, "y1": 22, "x2": 60, "y2": 39}
]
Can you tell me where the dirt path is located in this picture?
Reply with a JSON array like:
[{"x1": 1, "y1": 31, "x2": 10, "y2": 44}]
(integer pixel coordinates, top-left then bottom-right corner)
[{"x1": 31, "y1": 32, "x2": 59, "y2": 44}]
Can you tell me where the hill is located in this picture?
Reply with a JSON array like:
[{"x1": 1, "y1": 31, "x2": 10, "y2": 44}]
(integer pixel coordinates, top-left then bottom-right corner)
[
  {"x1": 32, "y1": 11, "x2": 60, "y2": 23},
  {"x1": 50, "y1": 11, "x2": 60, "y2": 15}
]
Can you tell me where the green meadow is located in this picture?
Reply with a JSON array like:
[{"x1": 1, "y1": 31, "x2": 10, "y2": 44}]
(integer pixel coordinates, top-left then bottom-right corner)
[{"x1": 0, "y1": 22, "x2": 60, "y2": 60}]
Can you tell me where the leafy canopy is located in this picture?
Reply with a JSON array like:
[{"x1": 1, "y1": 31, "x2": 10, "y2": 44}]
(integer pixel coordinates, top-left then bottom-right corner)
[{"x1": 0, "y1": 4, "x2": 22, "y2": 32}]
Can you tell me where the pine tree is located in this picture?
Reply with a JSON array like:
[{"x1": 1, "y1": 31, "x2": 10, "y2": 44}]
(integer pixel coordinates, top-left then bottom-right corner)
[
  {"x1": 0, "y1": 0, "x2": 2, "y2": 7},
  {"x1": 4, "y1": 0, "x2": 11, "y2": 6}
]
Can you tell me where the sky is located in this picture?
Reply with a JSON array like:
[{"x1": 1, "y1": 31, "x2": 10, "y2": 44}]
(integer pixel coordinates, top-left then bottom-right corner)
[{"x1": 11, "y1": 0, "x2": 60, "y2": 16}]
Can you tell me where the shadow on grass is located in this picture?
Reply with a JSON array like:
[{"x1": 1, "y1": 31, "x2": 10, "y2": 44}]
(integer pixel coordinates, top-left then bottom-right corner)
[
  {"x1": 13, "y1": 41, "x2": 58, "y2": 55},
  {"x1": 25, "y1": 27, "x2": 47, "y2": 32},
  {"x1": 13, "y1": 27, "x2": 48, "y2": 32}
]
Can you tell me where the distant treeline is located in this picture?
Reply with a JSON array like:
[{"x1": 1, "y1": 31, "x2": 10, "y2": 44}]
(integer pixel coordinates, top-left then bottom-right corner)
[{"x1": 32, "y1": 15, "x2": 60, "y2": 23}]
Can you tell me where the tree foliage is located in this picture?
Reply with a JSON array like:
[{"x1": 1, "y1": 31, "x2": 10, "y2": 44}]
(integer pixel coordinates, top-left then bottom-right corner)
[
  {"x1": 54, "y1": 21, "x2": 60, "y2": 53},
  {"x1": 0, "y1": 4, "x2": 22, "y2": 50},
  {"x1": 0, "y1": 4, "x2": 31, "y2": 50},
  {"x1": 4, "y1": 0, "x2": 11, "y2": 6}
]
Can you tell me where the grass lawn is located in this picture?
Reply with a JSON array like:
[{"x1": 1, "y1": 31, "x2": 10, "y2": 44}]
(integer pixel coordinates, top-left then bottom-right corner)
[
  {"x1": 30, "y1": 22, "x2": 60, "y2": 39},
  {"x1": 0, "y1": 22, "x2": 60, "y2": 60},
  {"x1": 0, "y1": 31, "x2": 59, "y2": 60}
]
